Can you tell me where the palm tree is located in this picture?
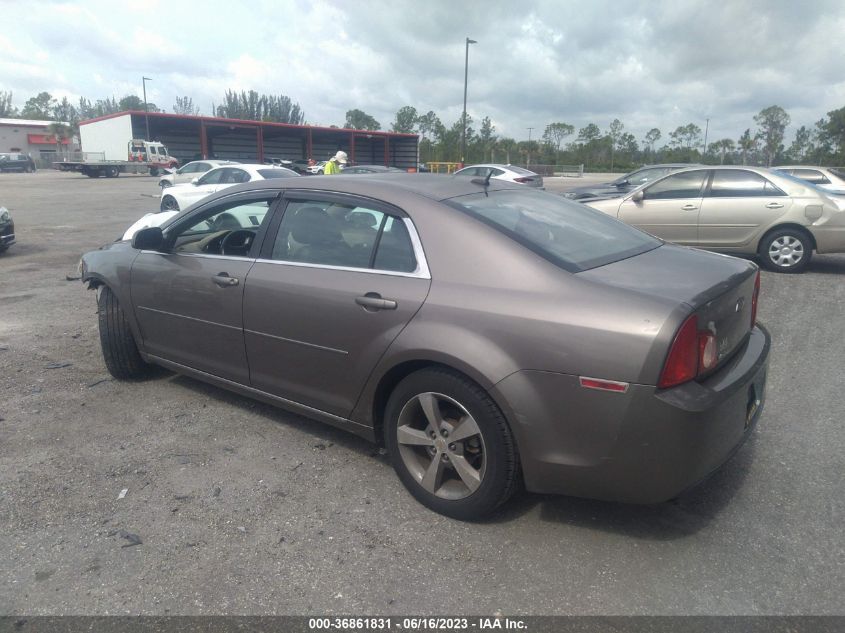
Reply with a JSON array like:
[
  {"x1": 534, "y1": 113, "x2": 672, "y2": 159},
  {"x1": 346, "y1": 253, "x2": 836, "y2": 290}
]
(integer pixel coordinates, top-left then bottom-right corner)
[{"x1": 46, "y1": 122, "x2": 72, "y2": 161}]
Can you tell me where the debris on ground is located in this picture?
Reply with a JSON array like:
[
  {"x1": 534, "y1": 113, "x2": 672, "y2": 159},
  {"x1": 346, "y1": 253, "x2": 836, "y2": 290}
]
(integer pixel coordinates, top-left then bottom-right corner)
[
  {"x1": 45, "y1": 362, "x2": 72, "y2": 369},
  {"x1": 86, "y1": 378, "x2": 112, "y2": 388},
  {"x1": 118, "y1": 530, "x2": 142, "y2": 548},
  {"x1": 117, "y1": 488, "x2": 128, "y2": 500}
]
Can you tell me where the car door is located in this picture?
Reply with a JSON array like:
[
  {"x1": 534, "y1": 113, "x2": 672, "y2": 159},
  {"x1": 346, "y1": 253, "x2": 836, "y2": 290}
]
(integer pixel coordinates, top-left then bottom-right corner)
[
  {"x1": 176, "y1": 167, "x2": 228, "y2": 205},
  {"x1": 616, "y1": 169, "x2": 709, "y2": 244},
  {"x1": 242, "y1": 193, "x2": 431, "y2": 418},
  {"x1": 130, "y1": 192, "x2": 280, "y2": 383},
  {"x1": 698, "y1": 169, "x2": 792, "y2": 247}
]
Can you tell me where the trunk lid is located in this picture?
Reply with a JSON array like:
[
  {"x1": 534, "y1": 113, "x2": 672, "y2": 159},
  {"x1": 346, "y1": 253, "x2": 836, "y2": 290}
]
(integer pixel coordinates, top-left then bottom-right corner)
[{"x1": 577, "y1": 243, "x2": 758, "y2": 370}]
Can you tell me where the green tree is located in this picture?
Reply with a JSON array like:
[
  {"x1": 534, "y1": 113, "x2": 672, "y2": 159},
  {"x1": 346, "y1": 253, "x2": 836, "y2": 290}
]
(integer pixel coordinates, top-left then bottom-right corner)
[
  {"x1": 416, "y1": 110, "x2": 441, "y2": 162},
  {"x1": 821, "y1": 106, "x2": 845, "y2": 162},
  {"x1": 52, "y1": 97, "x2": 79, "y2": 130},
  {"x1": 498, "y1": 137, "x2": 517, "y2": 164},
  {"x1": 754, "y1": 105, "x2": 790, "y2": 167},
  {"x1": 577, "y1": 123, "x2": 601, "y2": 144},
  {"x1": 391, "y1": 106, "x2": 418, "y2": 134},
  {"x1": 0, "y1": 91, "x2": 17, "y2": 117},
  {"x1": 786, "y1": 126, "x2": 811, "y2": 163},
  {"x1": 738, "y1": 128, "x2": 757, "y2": 165},
  {"x1": 344, "y1": 108, "x2": 380, "y2": 131},
  {"x1": 46, "y1": 121, "x2": 73, "y2": 159},
  {"x1": 709, "y1": 139, "x2": 736, "y2": 164},
  {"x1": 644, "y1": 128, "x2": 661, "y2": 156},
  {"x1": 21, "y1": 92, "x2": 55, "y2": 119},
  {"x1": 173, "y1": 96, "x2": 199, "y2": 116},
  {"x1": 474, "y1": 116, "x2": 496, "y2": 162},
  {"x1": 542, "y1": 122, "x2": 575, "y2": 156},
  {"x1": 606, "y1": 119, "x2": 625, "y2": 171}
]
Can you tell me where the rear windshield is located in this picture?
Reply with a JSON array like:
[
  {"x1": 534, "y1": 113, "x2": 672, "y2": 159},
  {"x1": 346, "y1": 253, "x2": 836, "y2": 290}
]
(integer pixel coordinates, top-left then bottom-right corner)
[
  {"x1": 447, "y1": 189, "x2": 661, "y2": 272},
  {"x1": 258, "y1": 169, "x2": 296, "y2": 179},
  {"x1": 506, "y1": 165, "x2": 536, "y2": 175}
]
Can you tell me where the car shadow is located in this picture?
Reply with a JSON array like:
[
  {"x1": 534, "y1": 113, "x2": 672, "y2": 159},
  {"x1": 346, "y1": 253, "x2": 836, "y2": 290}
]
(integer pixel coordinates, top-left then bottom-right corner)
[
  {"x1": 165, "y1": 372, "x2": 756, "y2": 538},
  {"x1": 167, "y1": 374, "x2": 386, "y2": 461},
  {"x1": 484, "y1": 434, "x2": 758, "y2": 539}
]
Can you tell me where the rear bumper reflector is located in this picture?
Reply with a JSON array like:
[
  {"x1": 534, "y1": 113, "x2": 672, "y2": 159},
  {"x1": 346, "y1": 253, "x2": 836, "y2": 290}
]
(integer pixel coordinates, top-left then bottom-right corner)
[{"x1": 579, "y1": 376, "x2": 630, "y2": 393}]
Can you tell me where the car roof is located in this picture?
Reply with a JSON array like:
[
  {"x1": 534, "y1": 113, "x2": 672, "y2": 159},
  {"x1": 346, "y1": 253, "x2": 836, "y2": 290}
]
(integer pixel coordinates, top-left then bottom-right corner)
[
  {"x1": 198, "y1": 172, "x2": 525, "y2": 203},
  {"x1": 772, "y1": 165, "x2": 832, "y2": 171}
]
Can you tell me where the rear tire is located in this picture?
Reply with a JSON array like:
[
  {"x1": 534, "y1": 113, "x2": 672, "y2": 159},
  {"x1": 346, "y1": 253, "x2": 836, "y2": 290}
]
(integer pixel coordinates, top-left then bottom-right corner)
[
  {"x1": 97, "y1": 286, "x2": 155, "y2": 380},
  {"x1": 384, "y1": 368, "x2": 520, "y2": 520},
  {"x1": 105, "y1": 166, "x2": 119, "y2": 178},
  {"x1": 758, "y1": 227, "x2": 813, "y2": 273}
]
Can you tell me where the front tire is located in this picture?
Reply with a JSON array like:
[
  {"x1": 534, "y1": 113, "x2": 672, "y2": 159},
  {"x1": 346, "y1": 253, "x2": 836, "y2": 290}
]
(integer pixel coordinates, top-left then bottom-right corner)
[
  {"x1": 97, "y1": 286, "x2": 155, "y2": 380},
  {"x1": 758, "y1": 227, "x2": 813, "y2": 273},
  {"x1": 384, "y1": 368, "x2": 520, "y2": 520},
  {"x1": 160, "y1": 195, "x2": 180, "y2": 212}
]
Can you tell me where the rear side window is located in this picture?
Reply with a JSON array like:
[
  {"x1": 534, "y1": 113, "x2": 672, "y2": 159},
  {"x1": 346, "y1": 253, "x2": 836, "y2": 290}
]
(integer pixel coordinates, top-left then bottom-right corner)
[
  {"x1": 447, "y1": 189, "x2": 660, "y2": 272},
  {"x1": 708, "y1": 170, "x2": 786, "y2": 197},
  {"x1": 643, "y1": 171, "x2": 708, "y2": 200},
  {"x1": 270, "y1": 200, "x2": 417, "y2": 273},
  {"x1": 198, "y1": 168, "x2": 225, "y2": 185},
  {"x1": 258, "y1": 169, "x2": 296, "y2": 179},
  {"x1": 792, "y1": 169, "x2": 830, "y2": 185}
]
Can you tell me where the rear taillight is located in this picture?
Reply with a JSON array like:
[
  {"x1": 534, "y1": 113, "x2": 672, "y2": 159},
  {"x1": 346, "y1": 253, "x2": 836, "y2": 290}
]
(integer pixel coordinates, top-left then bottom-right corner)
[
  {"x1": 658, "y1": 315, "x2": 719, "y2": 389},
  {"x1": 513, "y1": 177, "x2": 533, "y2": 183},
  {"x1": 750, "y1": 270, "x2": 760, "y2": 327},
  {"x1": 659, "y1": 315, "x2": 699, "y2": 388}
]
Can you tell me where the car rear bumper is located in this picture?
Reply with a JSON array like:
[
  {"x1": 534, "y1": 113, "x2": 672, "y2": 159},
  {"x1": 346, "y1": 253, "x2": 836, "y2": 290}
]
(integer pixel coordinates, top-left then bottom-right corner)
[{"x1": 492, "y1": 324, "x2": 770, "y2": 503}]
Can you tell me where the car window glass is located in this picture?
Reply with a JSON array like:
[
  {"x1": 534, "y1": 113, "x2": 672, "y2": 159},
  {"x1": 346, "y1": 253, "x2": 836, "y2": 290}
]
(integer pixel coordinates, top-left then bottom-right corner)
[
  {"x1": 491, "y1": 168, "x2": 505, "y2": 176},
  {"x1": 629, "y1": 168, "x2": 663, "y2": 186},
  {"x1": 793, "y1": 169, "x2": 830, "y2": 185},
  {"x1": 170, "y1": 200, "x2": 273, "y2": 256},
  {"x1": 643, "y1": 171, "x2": 707, "y2": 200},
  {"x1": 448, "y1": 190, "x2": 660, "y2": 272},
  {"x1": 708, "y1": 170, "x2": 786, "y2": 197},
  {"x1": 271, "y1": 200, "x2": 389, "y2": 269},
  {"x1": 373, "y1": 217, "x2": 417, "y2": 273},
  {"x1": 219, "y1": 168, "x2": 250, "y2": 184},
  {"x1": 197, "y1": 168, "x2": 225, "y2": 185}
]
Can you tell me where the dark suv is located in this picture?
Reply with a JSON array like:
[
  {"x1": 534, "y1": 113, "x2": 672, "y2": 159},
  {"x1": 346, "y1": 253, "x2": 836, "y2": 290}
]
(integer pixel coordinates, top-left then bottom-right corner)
[
  {"x1": 563, "y1": 164, "x2": 699, "y2": 201},
  {"x1": 0, "y1": 153, "x2": 36, "y2": 173}
]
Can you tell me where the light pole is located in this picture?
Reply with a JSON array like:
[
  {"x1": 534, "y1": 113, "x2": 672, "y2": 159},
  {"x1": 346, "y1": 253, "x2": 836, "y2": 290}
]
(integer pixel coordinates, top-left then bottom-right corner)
[
  {"x1": 142, "y1": 76, "x2": 152, "y2": 141},
  {"x1": 461, "y1": 37, "x2": 477, "y2": 166},
  {"x1": 702, "y1": 117, "x2": 710, "y2": 160},
  {"x1": 526, "y1": 127, "x2": 534, "y2": 166}
]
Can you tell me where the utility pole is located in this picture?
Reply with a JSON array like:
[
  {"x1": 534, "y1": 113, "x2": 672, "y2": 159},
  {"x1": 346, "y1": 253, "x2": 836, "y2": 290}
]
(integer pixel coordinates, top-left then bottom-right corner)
[
  {"x1": 461, "y1": 37, "x2": 477, "y2": 167},
  {"x1": 703, "y1": 118, "x2": 710, "y2": 160},
  {"x1": 142, "y1": 76, "x2": 152, "y2": 141},
  {"x1": 526, "y1": 127, "x2": 534, "y2": 166}
]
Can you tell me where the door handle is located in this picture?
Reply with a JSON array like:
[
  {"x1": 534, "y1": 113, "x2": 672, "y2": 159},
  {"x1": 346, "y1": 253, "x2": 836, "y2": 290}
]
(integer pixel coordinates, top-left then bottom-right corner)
[
  {"x1": 212, "y1": 273, "x2": 239, "y2": 287},
  {"x1": 765, "y1": 202, "x2": 784, "y2": 209},
  {"x1": 355, "y1": 293, "x2": 398, "y2": 311},
  {"x1": 681, "y1": 204, "x2": 698, "y2": 211}
]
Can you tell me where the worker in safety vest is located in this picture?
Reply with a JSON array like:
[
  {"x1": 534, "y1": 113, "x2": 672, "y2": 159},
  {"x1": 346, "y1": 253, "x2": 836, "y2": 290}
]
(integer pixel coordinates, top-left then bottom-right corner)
[{"x1": 324, "y1": 150, "x2": 347, "y2": 174}]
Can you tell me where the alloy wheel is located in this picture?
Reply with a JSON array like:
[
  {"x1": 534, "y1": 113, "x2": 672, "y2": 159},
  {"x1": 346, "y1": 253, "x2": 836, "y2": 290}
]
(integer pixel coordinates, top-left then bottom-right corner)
[{"x1": 396, "y1": 392, "x2": 486, "y2": 500}]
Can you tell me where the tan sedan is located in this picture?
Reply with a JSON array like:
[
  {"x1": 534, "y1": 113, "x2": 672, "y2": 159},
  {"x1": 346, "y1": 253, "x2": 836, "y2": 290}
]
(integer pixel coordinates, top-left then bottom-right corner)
[{"x1": 585, "y1": 166, "x2": 845, "y2": 272}]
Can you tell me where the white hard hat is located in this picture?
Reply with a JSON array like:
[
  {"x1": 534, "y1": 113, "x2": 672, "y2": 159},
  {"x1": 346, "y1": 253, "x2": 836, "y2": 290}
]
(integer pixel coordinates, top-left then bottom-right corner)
[{"x1": 333, "y1": 150, "x2": 348, "y2": 164}]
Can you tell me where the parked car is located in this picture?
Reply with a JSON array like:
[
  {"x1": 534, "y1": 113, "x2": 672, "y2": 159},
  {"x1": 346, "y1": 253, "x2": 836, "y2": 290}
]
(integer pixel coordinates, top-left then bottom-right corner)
[
  {"x1": 81, "y1": 174, "x2": 769, "y2": 519},
  {"x1": 771, "y1": 165, "x2": 845, "y2": 195},
  {"x1": 0, "y1": 153, "x2": 36, "y2": 173},
  {"x1": 584, "y1": 165, "x2": 845, "y2": 273},
  {"x1": 159, "y1": 164, "x2": 299, "y2": 212},
  {"x1": 563, "y1": 164, "x2": 699, "y2": 200},
  {"x1": 341, "y1": 165, "x2": 406, "y2": 174},
  {"x1": 307, "y1": 161, "x2": 327, "y2": 175},
  {"x1": 158, "y1": 160, "x2": 239, "y2": 189},
  {"x1": 0, "y1": 206, "x2": 15, "y2": 252},
  {"x1": 454, "y1": 163, "x2": 544, "y2": 188}
]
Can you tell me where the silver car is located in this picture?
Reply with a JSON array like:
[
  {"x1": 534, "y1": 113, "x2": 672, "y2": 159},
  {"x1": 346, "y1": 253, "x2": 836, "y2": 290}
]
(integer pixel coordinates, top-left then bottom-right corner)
[
  {"x1": 586, "y1": 165, "x2": 845, "y2": 273},
  {"x1": 454, "y1": 164, "x2": 544, "y2": 188},
  {"x1": 158, "y1": 160, "x2": 240, "y2": 189},
  {"x1": 771, "y1": 165, "x2": 845, "y2": 195}
]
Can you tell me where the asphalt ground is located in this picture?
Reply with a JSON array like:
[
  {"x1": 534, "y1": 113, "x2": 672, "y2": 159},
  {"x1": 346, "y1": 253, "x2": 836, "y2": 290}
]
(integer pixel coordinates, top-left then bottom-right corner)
[{"x1": 0, "y1": 170, "x2": 842, "y2": 615}]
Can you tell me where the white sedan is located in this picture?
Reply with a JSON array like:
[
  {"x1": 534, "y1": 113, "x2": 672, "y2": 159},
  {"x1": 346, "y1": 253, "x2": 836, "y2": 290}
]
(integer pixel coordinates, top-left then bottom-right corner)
[
  {"x1": 158, "y1": 160, "x2": 239, "y2": 189},
  {"x1": 159, "y1": 164, "x2": 299, "y2": 212},
  {"x1": 454, "y1": 163, "x2": 544, "y2": 188}
]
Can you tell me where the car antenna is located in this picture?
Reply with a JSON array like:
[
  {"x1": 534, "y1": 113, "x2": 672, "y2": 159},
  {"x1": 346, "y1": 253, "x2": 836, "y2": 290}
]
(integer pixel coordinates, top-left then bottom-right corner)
[{"x1": 471, "y1": 168, "x2": 494, "y2": 195}]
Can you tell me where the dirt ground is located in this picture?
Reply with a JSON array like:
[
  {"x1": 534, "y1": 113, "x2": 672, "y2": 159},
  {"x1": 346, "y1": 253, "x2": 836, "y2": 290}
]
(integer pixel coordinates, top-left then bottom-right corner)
[{"x1": 0, "y1": 170, "x2": 843, "y2": 616}]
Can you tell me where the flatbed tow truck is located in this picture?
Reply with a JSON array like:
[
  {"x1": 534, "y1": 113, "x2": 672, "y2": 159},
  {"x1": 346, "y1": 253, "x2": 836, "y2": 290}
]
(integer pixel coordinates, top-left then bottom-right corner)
[{"x1": 54, "y1": 139, "x2": 178, "y2": 178}]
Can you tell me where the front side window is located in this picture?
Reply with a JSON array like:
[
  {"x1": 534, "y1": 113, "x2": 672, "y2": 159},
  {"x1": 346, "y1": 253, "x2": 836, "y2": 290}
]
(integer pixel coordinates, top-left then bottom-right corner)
[
  {"x1": 270, "y1": 200, "x2": 417, "y2": 272},
  {"x1": 447, "y1": 189, "x2": 660, "y2": 272},
  {"x1": 643, "y1": 171, "x2": 708, "y2": 200},
  {"x1": 220, "y1": 168, "x2": 251, "y2": 184},
  {"x1": 169, "y1": 199, "x2": 273, "y2": 256},
  {"x1": 627, "y1": 167, "x2": 667, "y2": 186},
  {"x1": 708, "y1": 170, "x2": 786, "y2": 197}
]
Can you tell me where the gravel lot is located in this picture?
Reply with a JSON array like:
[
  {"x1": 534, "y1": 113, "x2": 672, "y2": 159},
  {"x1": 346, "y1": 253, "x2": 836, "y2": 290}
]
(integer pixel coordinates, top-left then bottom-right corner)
[{"x1": 0, "y1": 170, "x2": 842, "y2": 616}]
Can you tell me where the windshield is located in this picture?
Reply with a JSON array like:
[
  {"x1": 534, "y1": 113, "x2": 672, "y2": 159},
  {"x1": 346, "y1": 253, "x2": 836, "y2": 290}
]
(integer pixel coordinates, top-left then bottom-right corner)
[
  {"x1": 447, "y1": 189, "x2": 661, "y2": 272},
  {"x1": 258, "y1": 169, "x2": 297, "y2": 179}
]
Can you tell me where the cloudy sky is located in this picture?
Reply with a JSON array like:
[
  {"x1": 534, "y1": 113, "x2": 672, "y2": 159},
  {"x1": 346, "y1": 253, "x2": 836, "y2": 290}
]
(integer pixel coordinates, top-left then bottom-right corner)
[{"x1": 2, "y1": 0, "x2": 844, "y2": 145}]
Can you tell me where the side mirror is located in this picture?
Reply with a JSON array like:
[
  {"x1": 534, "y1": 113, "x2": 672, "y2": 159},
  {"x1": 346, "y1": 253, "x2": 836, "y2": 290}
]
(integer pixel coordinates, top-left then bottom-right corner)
[
  {"x1": 617, "y1": 179, "x2": 630, "y2": 187},
  {"x1": 191, "y1": 177, "x2": 199, "y2": 185},
  {"x1": 132, "y1": 226, "x2": 165, "y2": 251},
  {"x1": 631, "y1": 190, "x2": 645, "y2": 203}
]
